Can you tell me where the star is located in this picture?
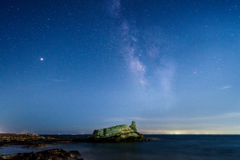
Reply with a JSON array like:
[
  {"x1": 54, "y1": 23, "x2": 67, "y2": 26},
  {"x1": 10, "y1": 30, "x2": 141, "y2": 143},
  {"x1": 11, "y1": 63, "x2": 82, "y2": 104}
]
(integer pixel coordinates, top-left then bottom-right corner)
[{"x1": 40, "y1": 58, "x2": 44, "y2": 61}]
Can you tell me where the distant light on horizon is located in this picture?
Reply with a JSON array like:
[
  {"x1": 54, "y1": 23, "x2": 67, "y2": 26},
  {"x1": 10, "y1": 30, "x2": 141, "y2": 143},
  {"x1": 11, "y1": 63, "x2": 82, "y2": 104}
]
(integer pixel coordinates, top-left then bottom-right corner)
[{"x1": 138, "y1": 129, "x2": 237, "y2": 135}]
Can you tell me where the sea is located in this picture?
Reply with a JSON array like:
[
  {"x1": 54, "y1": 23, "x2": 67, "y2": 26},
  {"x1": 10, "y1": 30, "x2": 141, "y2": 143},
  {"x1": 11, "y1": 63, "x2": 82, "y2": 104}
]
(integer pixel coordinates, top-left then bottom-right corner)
[{"x1": 1, "y1": 135, "x2": 240, "y2": 160}]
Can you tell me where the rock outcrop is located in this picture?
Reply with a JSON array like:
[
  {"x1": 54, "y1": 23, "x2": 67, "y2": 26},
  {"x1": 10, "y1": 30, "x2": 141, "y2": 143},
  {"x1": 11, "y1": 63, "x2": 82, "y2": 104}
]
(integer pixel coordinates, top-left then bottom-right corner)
[
  {"x1": 77, "y1": 121, "x2": 153, "y2": 142},
  {"x1": 129, "y1": 121, "x2": 137, "y2": 132},
  {"x1": 0, "y1": 133, "x2": 47, "y2": 143},
  {"x1": 92, "y1": 121, "x2": 142, "y2": 139},
  {"x1": 0, "y1": 133, "x2": 71, "y2": 148},
  {"x1": 0, "y1": 133, "x2": 58, "y2": 144}
]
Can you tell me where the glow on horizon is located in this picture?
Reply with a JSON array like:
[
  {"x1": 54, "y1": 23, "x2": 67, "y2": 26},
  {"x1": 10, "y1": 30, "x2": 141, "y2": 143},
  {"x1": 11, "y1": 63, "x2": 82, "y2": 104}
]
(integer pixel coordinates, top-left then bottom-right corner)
[
  {"x1": 138, "y1": 130, "x2": 237, "y2": 135},
  {"x1": 0, "y1": 128, "x2": 4, "y2": 133}
]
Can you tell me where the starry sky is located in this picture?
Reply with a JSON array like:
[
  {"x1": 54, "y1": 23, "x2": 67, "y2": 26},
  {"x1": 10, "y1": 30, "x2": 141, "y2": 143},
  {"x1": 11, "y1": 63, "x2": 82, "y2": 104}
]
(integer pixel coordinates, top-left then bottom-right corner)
[{"x1": 1, "y1": 0, "x2": 240, "y2": 134}]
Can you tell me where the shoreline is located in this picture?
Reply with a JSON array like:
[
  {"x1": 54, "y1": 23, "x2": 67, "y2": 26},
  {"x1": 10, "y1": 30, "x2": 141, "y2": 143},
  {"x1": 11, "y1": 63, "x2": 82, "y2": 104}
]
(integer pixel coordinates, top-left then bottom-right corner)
[
  {"x1": 0, "y1": 133, "x2": 157, "y2": 160},
  {"x1": 0, "y1": 148, "x2": 83, "y2": 160},
  {"x1": 0, "y1": 133, "x2": 83, "y2": 159},
  {"x1": 2, "y1": 134, "x2": 240, "y2": 160}
]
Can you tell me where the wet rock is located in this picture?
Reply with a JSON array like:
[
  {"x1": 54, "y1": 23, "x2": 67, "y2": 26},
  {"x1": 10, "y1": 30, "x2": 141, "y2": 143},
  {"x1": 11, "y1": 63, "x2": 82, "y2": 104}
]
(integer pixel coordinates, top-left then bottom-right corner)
[
  {"x1": 24, "y1": 143, "x2": 46, "y2": 148},
  {"x1": 0, "y1": 149, "x2": 83, "y2": 160},
  {"x1": 144, "y1": 137, "x2": 159, "y2": 141}
]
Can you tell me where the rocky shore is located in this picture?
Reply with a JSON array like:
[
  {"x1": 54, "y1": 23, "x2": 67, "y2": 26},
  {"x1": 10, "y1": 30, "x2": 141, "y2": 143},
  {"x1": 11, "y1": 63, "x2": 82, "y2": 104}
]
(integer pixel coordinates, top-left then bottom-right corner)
[
  {"x1": 0, "y1": 149, "x2": 83, "y2": 160},
  {"x1": 0, "y1": 121, "x2": 157, "y2": 159},
  {"x1": 0, "y1": 133, "x2": 73, "y2": 148},
  {"x1": 0, "y1": 121, "x2": 157, "y2": 146}
]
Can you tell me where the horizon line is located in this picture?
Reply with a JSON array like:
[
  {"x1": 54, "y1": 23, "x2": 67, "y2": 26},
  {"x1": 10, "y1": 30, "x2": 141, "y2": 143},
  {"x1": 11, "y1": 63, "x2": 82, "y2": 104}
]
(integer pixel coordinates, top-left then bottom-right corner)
[{"x1": 1, "y1": 132, "x2": 240, "y2": 136}]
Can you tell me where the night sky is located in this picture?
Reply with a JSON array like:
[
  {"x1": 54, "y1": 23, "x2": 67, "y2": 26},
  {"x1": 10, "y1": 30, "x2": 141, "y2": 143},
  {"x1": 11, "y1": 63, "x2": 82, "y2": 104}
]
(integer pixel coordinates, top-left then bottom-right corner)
[{"x1": 1, "y1": 0, "x2": 240, "y2": 134}]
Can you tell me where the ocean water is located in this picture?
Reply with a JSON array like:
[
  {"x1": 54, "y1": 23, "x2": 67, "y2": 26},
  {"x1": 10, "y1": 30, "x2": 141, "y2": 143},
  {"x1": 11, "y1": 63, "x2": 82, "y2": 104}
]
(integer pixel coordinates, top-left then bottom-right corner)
[{"x1": 1, "y1": 135, "x2": 240, "y2": 160}]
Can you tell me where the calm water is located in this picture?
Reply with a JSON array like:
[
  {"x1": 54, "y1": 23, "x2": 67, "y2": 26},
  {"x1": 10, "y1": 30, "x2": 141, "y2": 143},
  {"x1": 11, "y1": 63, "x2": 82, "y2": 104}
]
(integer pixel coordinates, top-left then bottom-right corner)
[{"x1": 1, "y1": 135, "x2": 240, "y2": 160}]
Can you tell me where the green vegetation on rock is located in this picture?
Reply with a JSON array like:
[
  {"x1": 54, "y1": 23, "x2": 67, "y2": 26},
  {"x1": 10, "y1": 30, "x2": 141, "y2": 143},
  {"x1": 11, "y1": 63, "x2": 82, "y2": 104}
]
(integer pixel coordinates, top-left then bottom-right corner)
[{"x1": 90, "y1": 121, "x2": 143, "y2": 140}]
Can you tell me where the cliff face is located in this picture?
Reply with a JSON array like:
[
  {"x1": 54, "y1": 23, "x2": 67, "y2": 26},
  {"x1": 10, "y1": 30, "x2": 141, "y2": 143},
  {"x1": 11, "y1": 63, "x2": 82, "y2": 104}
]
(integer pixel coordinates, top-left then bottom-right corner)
[{"x1": 89, "y1": 121, "x2": 143, "y2": 142}]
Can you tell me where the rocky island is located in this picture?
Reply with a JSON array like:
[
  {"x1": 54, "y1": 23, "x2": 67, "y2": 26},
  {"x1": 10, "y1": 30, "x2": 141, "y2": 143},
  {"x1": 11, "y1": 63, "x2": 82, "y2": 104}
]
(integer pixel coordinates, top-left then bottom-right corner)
[{"x1": 77, "y1": 121, "x2": 155, "y2": 142}]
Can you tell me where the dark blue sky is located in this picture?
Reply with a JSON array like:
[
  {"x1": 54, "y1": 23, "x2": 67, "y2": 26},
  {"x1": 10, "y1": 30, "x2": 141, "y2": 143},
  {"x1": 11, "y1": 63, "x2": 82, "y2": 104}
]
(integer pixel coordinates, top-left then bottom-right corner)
[{"x1": 1, "y1": 0, "x2": 240, "y2": 134}]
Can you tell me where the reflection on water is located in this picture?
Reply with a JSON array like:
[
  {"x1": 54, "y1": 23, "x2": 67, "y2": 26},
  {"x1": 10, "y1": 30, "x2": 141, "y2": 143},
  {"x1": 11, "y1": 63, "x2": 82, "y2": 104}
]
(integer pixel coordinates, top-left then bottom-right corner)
[{"x1": 1, "y1": 135, "x2": 240, "y2": 160}]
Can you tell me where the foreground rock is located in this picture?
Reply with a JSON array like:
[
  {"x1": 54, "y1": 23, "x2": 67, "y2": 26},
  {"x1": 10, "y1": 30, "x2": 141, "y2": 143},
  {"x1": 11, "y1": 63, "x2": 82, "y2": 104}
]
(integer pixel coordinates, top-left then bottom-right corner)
[
  {"x1": 75, "y1": 121, "x2": 157, "y2": 142},
  {"x1": 0, "y1": 149, "x2": 83, "y2": 160}
]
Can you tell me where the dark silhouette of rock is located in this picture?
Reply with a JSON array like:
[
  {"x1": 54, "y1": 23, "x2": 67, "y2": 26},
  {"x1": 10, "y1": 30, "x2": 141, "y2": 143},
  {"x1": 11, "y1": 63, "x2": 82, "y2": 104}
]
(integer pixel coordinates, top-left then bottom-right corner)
[
  {"x1": 0, "y1": 149, "x2": 83, "y2": 160},
  {"x1": 24, "y1": 143, "x2": 46, "y2": 148}
]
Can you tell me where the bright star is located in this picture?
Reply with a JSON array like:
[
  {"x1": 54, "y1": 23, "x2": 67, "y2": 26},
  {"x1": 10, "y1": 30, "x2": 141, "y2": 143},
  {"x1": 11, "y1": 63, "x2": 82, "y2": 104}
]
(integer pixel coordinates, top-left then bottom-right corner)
[{"x1": 40, "y1": 58, "x2": 44, "y2": 61}]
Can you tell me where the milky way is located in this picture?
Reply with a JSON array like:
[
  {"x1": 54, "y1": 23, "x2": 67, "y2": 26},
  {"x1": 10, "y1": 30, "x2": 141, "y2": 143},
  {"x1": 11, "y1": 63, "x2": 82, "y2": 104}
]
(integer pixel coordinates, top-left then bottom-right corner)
[{"x1": 106, "y1": 0, "x2": 176, "y2": 94}]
